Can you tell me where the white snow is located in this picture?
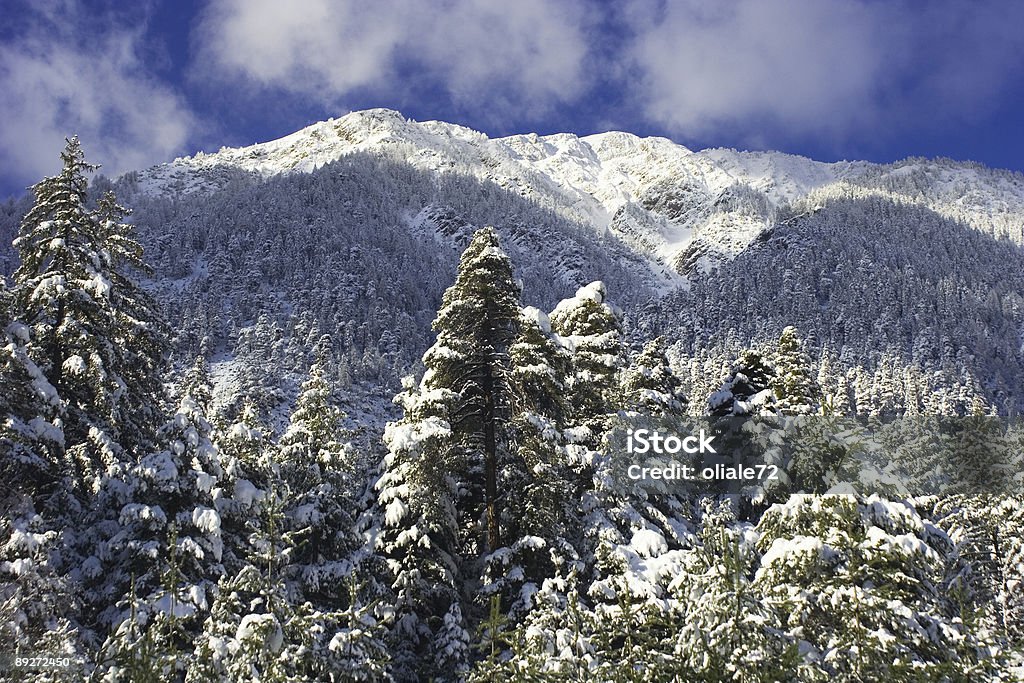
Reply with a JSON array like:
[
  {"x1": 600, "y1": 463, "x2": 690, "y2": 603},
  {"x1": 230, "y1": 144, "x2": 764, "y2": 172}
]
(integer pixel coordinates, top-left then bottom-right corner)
[
  {"x1": 139, "y1": 451, "x2": 179, "y2": 484},
  {"x1": 758, "y1": 535, "x2": 833, "y2": 576},
  {"x1": 133, "y1": 107, "x2": 1024, "y2": 283},
  {"x1": 520, "y1": 306, "x2": 552, "y2": 334},
  {"x1": 61, "y1": 355, "x2": 87, "y2": 376},
  {"x1": 385, "y1": 498, "x2": 409, "y2": 526},
  {"x1": 192, "y1": 506, "x2": 221, "y2": 534},
  {"x1": 235, "y1": 613, "x2": 283, "y2": 652},
  {"x1": 232, "y1": 478, "x2": 261, "y2": 506},
  {"x1": 630, "y1": 528, "x2": 668, "y2": 558}
]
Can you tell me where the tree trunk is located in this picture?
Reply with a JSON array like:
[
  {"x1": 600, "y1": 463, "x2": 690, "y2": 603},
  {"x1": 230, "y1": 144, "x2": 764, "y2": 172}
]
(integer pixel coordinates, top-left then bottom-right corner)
[{"x1": 483, "y1": 357, "x2": 500, "y2": 553}]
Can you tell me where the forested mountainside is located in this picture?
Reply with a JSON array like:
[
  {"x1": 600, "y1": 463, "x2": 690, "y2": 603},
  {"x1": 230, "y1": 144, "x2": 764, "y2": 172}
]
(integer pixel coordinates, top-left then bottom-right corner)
[
  {"x1": 4, "y1": 109, "x2": 1021, "y2": 417},
  {"x1": 2, "y1": 134, "x2": 1022, "y2": 681}
]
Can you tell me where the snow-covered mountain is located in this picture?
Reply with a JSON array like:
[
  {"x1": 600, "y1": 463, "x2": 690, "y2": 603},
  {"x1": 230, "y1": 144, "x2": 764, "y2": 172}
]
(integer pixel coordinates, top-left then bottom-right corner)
[
  {"x1": 3, "y1": 108, "x2": 1024, "y2": 415},
  {"x1": 138, "y1": 108, "x2": 1024, "y2": 276}
]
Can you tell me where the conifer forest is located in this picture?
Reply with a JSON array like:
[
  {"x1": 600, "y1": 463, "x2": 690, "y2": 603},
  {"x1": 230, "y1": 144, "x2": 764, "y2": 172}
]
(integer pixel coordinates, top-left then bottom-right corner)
[{"x1": 2, "y1": 127, "x2": 1023, "y2": 682}]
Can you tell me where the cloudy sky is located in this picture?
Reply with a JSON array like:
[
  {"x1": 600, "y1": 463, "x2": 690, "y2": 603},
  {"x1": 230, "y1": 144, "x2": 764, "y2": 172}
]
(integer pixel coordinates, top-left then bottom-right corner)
[{"x1": 2, "y1": 0, "x2": 1023, "y2": 197}]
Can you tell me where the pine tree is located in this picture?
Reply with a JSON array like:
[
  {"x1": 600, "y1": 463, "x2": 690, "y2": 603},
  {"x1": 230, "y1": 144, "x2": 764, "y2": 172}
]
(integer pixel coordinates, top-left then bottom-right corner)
[
  {"x1": 95, "y1": 386, "x2": 227, "y2": 677},
  {"x1": 11, "y1": 137, "x2": 168, "y2": 489},
  {"x1": 549, "y1": 281, "x2": 625, "y2": 427},
  {"x1": 424, "y1": 226, "x2": 521, "y2": 555},
  {"x1": 755, "y1": 494, "x2": 1001, "y2": 679},
  {"x1": 707, "y1": 349, "x2": 777, "y2": 418},
  {"x1": 706, "y1": 349, "x2": 783, "y2": 505},
  {"x1": 179, "y1": 356, "x2": 213, "y2": 415},
  {"x1": 375, "y1": 227, "x2": 521, "y2": 678},
  {"x1": 772, "y1": 326, "x2": 820, "y2": 416},
  {"x1": 186, "y1": 489, "x2": 296, "y2": 682},
  {"x1": 376, "y1": 374, "x2": 462, "y2": 678},
  {"x1": 1, "y1": 293, "x2": 82, "y2": 678},
  {"x1": 619, "y1": 336, "x2": 688, "y2": 417},
  {"x1": 495, "y1": 306, "x2": 577, "y2": 617},
  {"x1": 276, "y1": 344, "x2": 390, "y2": 678},
  {"x1": 1, "y1": 278, "x2": 63, "y2": 467}
]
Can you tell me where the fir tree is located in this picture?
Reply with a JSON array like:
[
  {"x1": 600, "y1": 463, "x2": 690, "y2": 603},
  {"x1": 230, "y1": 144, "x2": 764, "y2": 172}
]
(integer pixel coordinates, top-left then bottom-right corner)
[
  {"x1": 376, "y1": 227, "x2": 521, "y2": 678},
  {"x1": 619, "y1": 336, "x2": 688, "y2": 417},
  {"x1": 11, "y1": 137, "x2": 168, "y2": 489},
  {"x1": 424, "y1": 226, "x2": 521, "y2": 554},
  {"x1": 772, "y1": 326, "x2": 820, "y2": 416},
  {"x1": 95, "y1": 387, "x2": 227, "y2": 677},
  {"x1": 495, "y1": 307, "x2": 576, "y2": 617},
  {"x1": 549, "y1": 281, "x2": 625, "y2": 427},
  {"x1": 707, "y1": 349, "x2": 777, "y2": 418},
  {"x1": 755, "y1": 494, "x2": 1001, "y2": 679}
]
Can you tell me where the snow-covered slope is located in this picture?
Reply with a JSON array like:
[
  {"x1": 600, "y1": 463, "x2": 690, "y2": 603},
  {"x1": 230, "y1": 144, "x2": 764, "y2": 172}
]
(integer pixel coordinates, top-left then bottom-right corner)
[{"x1": 136, "y1": 108, "x2": 1024, "y2": 277}]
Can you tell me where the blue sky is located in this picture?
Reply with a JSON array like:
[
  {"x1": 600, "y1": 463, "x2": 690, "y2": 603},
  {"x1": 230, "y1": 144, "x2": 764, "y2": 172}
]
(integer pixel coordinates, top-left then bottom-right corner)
[{"x1": 2, "y1": 0, "x2": 1023, "y2": 199}]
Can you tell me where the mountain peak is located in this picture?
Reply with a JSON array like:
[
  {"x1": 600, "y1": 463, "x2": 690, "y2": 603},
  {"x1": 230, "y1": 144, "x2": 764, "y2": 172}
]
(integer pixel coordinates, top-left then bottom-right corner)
[{"x1": 134, "y1": 109, "x2": 1024, "y2": 274}]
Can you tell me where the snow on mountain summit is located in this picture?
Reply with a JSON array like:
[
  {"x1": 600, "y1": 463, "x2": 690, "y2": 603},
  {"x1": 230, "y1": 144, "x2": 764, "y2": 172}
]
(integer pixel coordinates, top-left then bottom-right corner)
[{"x1": 135, "y1": 108, "x2": 1024, "y2": 275}]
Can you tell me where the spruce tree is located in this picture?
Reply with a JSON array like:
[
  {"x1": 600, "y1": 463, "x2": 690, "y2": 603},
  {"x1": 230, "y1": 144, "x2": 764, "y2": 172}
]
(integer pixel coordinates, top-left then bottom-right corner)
[
  {"x1": 11, "y1": 137, "x2": 168, "y2": 489},
  {"x1": 754, "y1": 494, "x2": 1000, "y2": 679},
  {"x1": 620, "y1": 336, "x2": 688, "y2": 417},
  {"x1": 549, "y1": 280, "x2": 625, "y2": 427},
  {"x1": 496, "y1": 306, "x2": 577, "y2": 617},
  {"x1": 708, "y1": 349, "x2": 777, "y2": 418},
  {"x1": 424, "y1": 226, "x2": 521, "y2": 554},
  {"x1": 376, "y1": 227, "x2": 521, "y2": 677},
  {"x1": 96, "y1": 386, "x2": 227, "y2": 677},
  {"x1": 772, "y1": 326, "x2": 820, "y2": 416}
]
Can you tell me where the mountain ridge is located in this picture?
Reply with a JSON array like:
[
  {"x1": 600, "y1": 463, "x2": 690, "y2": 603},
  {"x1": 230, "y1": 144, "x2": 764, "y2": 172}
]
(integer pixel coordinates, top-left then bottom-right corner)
[
  {"x1": 135, "y1": 108, "x2": 1024, "y2": 278},
  {"x1": 3, "y1": 108, "x2": 1023, "y2": 415}
]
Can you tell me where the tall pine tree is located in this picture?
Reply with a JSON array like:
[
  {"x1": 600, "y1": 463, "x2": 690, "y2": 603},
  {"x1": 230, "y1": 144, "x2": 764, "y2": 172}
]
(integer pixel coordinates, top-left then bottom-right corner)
[
  {"x1": 376, "y1": 227, "x2": 522, "y2": 678},
  {"x1": 11, "y1": 137, "x2": 167, "y2": 489}
]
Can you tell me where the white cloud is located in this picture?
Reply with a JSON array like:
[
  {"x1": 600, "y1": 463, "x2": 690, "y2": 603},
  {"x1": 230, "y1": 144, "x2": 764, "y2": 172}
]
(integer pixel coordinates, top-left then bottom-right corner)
[
  {"x1": 193, "y1": 0, "x2": 593, "y2": 115},
  {"x1": 625, "y1": 0, "x2": 1024, "y2": 147},
  {"x1": 0, "y1": 2, "x2": 195, "y2": 189}
]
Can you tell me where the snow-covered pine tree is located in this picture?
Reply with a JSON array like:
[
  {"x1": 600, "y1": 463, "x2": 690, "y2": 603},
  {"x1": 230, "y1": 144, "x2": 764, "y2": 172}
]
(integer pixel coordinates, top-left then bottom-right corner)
[
  {"x1": 665, "y1": 500, "x2": 797, "y2": 682},
  {"x1": 549, "y1": 281, "x2": 625, "y2": 429},
  {"x1": 278, "y1": 341, "x2": 360, "y2": 576},
  {"x1": 186, "y1": 481, "x2": 309, "y2": 682},
  {"x1": 769, "y1": 326, "x2": 868, "y2": 495},
  {"x1": 707, "y1": 349, "x2": 777, "y2": 418},
  {"x1": 1, "y1": 275, "x2": 65, "y2": 492},
  {"x1": 935, "y1": 492, "x2": 1024, "y2": 671},
  {"x1": 179, "y1": 355, "x2": 213, "y2": 415},
  {"x1": 426, "y1": 226, "x2": 521, "y2": 556},
  {"x1": 376, "y1": 226, "x2": 521, "y2": 679},
  {"x1": 538, "y1": 282, "x2": 699, "y2": 679},
  {"x1": 772, "y1": 326, "x2": 820, "y2": 416},
  {"x1": 706, "y1": 349, "x2": 786, "y2": 505},
  {"x1": 11, "y1": 137, "x2": 168, "y2": 490},
  {"x1": 1, "y1": 301, "x2": 83, "y2": 679},
  {"x1": 754, "y1": 494, "x2": 1002, "y2": 679},
  {"x1": 619, "y1": 336, "x2": 688, "y2": 417},
  {"x1": 376, "y1": 374, "x2": 462, "y2": 678},
  {"x1": 216, "y1": 399, "x2": 272, "y2": 473},
  {"x1": 95, "y1": 382, "x2": 227, "y2": 678},
  {"x1": 494, "y1": 306, "x2": 577, "y2": 619},
  {"x1": 274, "y1": 344, "x2": 392, "y2": 676}
]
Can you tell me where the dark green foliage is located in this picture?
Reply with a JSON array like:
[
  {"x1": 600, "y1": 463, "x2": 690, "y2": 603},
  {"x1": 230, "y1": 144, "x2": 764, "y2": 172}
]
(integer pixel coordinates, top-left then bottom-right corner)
[{"x1": 11, "y1": 137, "x2": 168, "y2": 487}]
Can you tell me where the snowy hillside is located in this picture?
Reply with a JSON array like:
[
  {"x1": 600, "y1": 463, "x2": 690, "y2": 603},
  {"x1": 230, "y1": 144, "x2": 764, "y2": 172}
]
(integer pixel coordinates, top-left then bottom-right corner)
[
  {"x1": 3, "y1": 117, "x2": 1024, "y2": 683},
  {"x1": 139, "y1": 108, "x2": 1024, "y2": 275},
  {"x1": 2, "y1": 109, "x2": 1023, "y2": 416}
]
